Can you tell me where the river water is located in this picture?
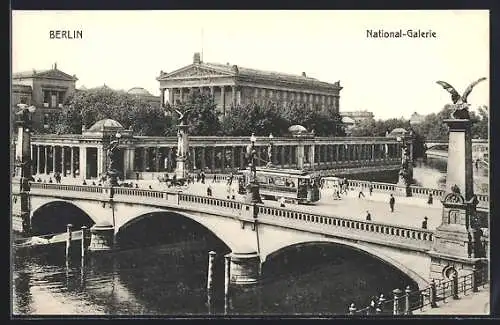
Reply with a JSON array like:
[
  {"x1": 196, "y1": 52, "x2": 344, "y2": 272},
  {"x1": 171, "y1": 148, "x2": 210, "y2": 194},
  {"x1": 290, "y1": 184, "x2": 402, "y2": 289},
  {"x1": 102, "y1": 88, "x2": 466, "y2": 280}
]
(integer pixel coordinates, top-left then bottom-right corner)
[{"x1": 12, "y1": 158, "x2": 489, "y2": 316}]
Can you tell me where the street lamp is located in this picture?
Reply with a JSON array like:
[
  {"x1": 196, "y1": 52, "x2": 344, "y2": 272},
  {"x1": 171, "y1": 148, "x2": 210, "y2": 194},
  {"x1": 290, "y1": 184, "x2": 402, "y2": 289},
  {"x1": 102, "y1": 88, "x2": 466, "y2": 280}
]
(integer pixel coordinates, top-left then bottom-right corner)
[
  {"x1": 15, "y1": 103, "x2": 36, "y2": 235},
  {"x1": 267, "y1": 133, "x2": 274, "y2": 167}
]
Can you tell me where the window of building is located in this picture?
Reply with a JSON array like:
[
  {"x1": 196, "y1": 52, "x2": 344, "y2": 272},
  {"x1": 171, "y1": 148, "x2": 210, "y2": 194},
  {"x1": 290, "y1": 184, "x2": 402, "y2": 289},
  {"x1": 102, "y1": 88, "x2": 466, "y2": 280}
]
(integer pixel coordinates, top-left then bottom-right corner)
[
  {"x1": 43, "y1": 91, "x2": 50, "y2": 104},
  {"x1": 43, "y1": 114, "x2": 50, "y2": 128},
  {"x1": 20, "y1": 96, "x2": 28, "y2": 104},
  {"x1": 58, "y1": 92, "x2": 64, "y2": 104}
]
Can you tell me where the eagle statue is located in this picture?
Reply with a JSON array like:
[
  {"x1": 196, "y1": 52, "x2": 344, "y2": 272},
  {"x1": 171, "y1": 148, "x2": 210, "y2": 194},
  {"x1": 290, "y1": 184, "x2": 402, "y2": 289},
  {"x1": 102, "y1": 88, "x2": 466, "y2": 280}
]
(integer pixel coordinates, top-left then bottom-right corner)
[
  {"x1": 167, "y1": 107, "x2": 193, "y2": 125},
  {"x1": 436, "y1": 77, "x2": 487, "y2": 119}
]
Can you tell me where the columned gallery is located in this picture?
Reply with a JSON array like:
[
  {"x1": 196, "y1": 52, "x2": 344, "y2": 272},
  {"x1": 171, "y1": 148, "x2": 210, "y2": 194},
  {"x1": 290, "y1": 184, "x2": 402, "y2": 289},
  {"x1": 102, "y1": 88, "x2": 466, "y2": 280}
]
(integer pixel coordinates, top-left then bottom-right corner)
[{"x1": 28, "y1": 119, "x2": 403, "y2": 180}]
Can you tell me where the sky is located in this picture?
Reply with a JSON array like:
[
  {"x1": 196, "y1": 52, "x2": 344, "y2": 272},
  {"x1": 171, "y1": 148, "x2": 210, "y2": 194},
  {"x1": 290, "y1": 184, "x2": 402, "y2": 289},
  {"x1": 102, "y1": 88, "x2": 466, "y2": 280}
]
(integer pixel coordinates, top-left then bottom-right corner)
[{"x1": 12, "y1": 10, "x2": 489, "y2": 119}]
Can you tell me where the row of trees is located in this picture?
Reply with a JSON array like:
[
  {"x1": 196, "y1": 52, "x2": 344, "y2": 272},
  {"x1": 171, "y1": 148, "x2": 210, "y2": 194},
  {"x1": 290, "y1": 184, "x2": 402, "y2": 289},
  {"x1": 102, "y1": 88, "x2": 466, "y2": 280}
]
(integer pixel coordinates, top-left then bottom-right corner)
[
  {"x1": 351, "y1": 104, "x2": 489, "y2": 140},
  {"x1": 42, "y1": 87, "x2": 488, "y2": 141},
  {"x1": 43, "y1": 87, "x2": 346, "y2": 137}
]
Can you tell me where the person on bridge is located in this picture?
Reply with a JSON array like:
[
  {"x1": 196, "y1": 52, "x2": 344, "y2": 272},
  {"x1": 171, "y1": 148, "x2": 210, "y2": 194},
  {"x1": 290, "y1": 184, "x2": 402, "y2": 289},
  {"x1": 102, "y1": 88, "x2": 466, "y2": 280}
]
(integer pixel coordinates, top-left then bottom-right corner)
[
  {"x1": 279, "y1": 197, "x2": 286, "y2": 208},
  {"x1": 422, "y1": 217, "x2": 428, "y2": 229},
  {"x1": 368, "y1": 183, "x2": 373, "y2": 196},
  {"x1": 389, "y1": 194, "x2": 395, "y2": 212},
  {"x1": 358, "y1": 188, "x2": 365, "y2": 198},
  {"x1": 207, "y1": 185, "x2": 213, "y2": 197},
  {"x1": 427, "y1": 193, "x2": 433, "y2": 205},
  {"x1": 365, "y1": 211, "x2": 371, "y2": 221}
]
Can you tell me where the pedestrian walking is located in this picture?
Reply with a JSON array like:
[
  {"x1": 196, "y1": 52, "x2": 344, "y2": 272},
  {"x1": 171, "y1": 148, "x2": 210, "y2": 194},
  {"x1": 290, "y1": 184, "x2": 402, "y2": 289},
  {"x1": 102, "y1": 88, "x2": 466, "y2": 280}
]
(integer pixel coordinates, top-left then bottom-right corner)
[
  {"x1": 368, "y1": 183, "x2": 373, "y2": 196},
  {"x1": 365, "y1": 211, "x2": 371, "y2": 221},
  {"x1": 427, "y1": 193, "x2": 433, "y2": 205},
  {"x1": 279, "y1": 197, "x2": 286, "y2": 208},
  {"x1": 201, "y1": 171, "x2": 205, "y2": 184},
  {"x1": 207, "y1": 186, "x2": 213, "y2": 197},
  {"x1": 389, "y1": 194, "x2": 395, "y2": 212},
  {"x1": 421, "y1": 216, "x2": 428, "y2": 229},
  {"x1": 358, "y1": 189, "x2": 365, "y2": 198}
]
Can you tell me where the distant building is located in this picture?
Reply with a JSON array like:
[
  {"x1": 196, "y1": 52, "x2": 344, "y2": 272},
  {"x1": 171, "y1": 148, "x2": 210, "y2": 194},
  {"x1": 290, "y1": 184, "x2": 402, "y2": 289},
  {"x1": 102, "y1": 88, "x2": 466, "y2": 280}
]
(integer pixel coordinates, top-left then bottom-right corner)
[
  {"x1": 409, "y1": 112, "x2": 425, "y2": 126},
  {"x1": 12, "y1": 63, "x2": 78, "y2": 131},
  {"x1": 127, "y1": 87, "x2": 161, "y2": 108},
  {"x1": 157, "y1": 52, "x2": 342, "y2": 116},
  {"x1": 340, "y1": 110, "x2": 374, "y2": 124}
]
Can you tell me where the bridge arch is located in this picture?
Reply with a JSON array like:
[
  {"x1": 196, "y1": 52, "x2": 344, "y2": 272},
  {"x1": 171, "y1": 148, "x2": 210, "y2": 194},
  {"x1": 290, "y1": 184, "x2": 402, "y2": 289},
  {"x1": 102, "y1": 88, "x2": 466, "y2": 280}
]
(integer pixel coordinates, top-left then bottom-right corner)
[
  {"x1": 30, "y1": 200, "x2": 96, "y2": 236},
  {"x1": 114, "y1": 208, "x2": 249, "y2": 253},
  {"x1": 261, "y1": 238, "x2": 428, "y2": 289}
]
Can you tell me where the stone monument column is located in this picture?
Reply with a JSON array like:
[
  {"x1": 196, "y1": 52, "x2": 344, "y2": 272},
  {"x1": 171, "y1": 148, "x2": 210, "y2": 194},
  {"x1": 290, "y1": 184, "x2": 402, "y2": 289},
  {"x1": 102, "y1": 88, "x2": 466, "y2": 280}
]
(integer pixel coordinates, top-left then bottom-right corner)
[{"x1": 429, "y1": 115, "x2": 487, "y2": 281}]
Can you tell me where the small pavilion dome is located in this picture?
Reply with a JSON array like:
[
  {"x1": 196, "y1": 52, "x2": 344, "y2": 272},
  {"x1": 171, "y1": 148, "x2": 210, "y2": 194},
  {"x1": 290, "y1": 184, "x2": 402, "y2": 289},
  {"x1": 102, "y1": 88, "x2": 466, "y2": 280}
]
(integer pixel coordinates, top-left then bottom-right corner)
[
  {"x1": 87, "y1": 119, "x2": 124, "y2": 132},
  {"x1": 127, "y1": 87, "x2": 152, "y2": 96}
]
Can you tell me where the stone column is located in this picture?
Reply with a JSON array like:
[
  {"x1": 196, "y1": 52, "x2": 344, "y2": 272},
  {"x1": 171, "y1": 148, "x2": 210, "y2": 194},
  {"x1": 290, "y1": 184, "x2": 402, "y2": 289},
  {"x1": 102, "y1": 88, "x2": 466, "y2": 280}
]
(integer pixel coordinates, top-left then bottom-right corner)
[
  {"x1": 44, "y1": 146, "x2": 48, "y2": 174},
  {"x1": 297, "y1": 144, "x2": 304, "y2": 169},
  {"x1": 36, "y1": 145, "x2": 41, "y2": 174},
  {"x1": 50, "y1": 146, "x2": 56, "y2": 173},
  {"x1": 210, "y1": 86, "x2": 214, "y2": 97},
  {"x1": 191, "y1": 147, "x2": 197, "y2": 170},
  {"x1": 61, "y1": 146, "x2": 66, "y2": 176},
  {"x1": 70, "y1": 146, "x2": 75, "y2": 177},
  {"x1": 80, "y1": 147, "x2": 87, "y2": 179},
  {"x1": 168, "y1": 88, "x2": 174, "y2": 105},
  {"x1": 220, "y1": 86, "x2": 226, "y2": 115},
  {"x1": 280, "y1": 146, "x2": 286, "y2": 168},
  {"x1": 143, "y1": 147, "x2": 149, "y2": 172},
  {"x1": 309, "y1": 144, "x2": 315, "y2": 169},
  {"x1": 236, "y1": 88, "x2": 241, "y2": 106},
  {"x1": 128, "y1": 147, "x2": 135, "y2": 176},
  {"x1": 231, "y1": 86, "x2": 236, "y2": 107},
  {"x1": 97, "y1": 147, "x2": 104, "y2": 177},
  {"x1": 160, "y1": 88, "x2": 165, "y2": 107},
  {"x1": 240, "y1": 146, "x2": 245, "y2": 169},
  {"x1": 179, "y1": 88, "x2": 184, "y2": 103}
]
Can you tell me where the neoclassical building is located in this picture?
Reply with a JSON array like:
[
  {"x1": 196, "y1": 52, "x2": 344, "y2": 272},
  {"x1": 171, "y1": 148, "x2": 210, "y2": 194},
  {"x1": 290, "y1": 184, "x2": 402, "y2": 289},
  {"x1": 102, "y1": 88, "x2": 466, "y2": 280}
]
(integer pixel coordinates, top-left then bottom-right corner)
[
  {"x1": 26, "y1": 119, "x2": 403, "y2": 180},
  {"x1": 157, "y1": 53, "x2": 342, "y2": 116},
  {"x1": 12, "y1": 63, "x2": 78, "y2": 131}
]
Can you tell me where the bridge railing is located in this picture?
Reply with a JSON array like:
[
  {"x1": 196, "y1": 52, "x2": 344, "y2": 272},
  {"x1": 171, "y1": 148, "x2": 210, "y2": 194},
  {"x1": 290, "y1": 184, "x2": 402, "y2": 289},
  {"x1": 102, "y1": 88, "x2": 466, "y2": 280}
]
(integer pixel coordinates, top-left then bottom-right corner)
[
  {"x1": 346, "y1": 180, "x2": 489, "y2": 206},
  {"x1": 178, "y1": 193, "x2": 243, "y2": 212},
  {"x1": 112, "y1": 187, "x2": 167, "y2": 199},
  {"x1": 351, "y1": 267, "x2": 489, "y2": 315},
  {"x1": 257, "y1": 205, "x2": 434, "y2": 247},
  {"x1": 30, "y1": 182, "x2": 105, "y2": 193}
]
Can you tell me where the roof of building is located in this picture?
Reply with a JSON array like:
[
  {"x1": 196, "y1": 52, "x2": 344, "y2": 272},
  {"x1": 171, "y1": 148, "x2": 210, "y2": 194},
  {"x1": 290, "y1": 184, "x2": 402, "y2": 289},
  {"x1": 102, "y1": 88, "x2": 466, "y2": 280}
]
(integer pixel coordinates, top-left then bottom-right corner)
[
  {"x1": 13, "y1": 64, "x2": 78, "y2": 81},
  {"x1": 389, "y1": 128, "x2": 408, "y2": 136},
  {"x1": 158, "y1": 53, "x2": 342, "y2": 90},
  {"x1": 87, "y1": 118, "x2": 124, "y2": 132},
  {"x1": 127, "y1": 87, "x2": 152, "y2": 96}
]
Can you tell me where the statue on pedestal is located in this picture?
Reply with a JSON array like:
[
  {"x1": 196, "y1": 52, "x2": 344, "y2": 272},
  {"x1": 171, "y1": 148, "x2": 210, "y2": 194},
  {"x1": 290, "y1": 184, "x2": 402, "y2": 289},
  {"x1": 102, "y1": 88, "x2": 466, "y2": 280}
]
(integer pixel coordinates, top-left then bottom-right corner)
[
  {"x1": 107, "y1": 140, "x2": 120, "y2": 172},
  {"x1": 436, "y1": 77, "x2": 487, "y2": 119}
]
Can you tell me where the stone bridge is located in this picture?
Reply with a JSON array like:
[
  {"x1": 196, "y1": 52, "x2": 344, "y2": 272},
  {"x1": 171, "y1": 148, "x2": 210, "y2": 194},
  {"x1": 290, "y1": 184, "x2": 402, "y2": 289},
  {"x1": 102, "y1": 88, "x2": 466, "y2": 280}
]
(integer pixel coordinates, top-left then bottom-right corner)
[{"x1": 12, "y1": 182, "x2": 458, "y2": 289}]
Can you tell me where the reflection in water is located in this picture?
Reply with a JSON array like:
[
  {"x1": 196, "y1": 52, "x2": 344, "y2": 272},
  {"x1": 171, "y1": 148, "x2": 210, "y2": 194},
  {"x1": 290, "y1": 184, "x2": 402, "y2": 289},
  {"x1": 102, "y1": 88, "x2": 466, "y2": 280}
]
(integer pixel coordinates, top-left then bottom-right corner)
[{"x1": 13, "y1": 241, "x2": 416, "y2": 316}]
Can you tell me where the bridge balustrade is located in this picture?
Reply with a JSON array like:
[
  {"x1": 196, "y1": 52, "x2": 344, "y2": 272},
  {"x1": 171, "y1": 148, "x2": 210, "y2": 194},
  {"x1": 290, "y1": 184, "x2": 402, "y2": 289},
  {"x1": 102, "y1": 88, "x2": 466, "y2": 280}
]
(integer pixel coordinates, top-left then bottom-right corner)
[
  {"x1": 178, "y1": 194, "x2": 242, "y2": 212},
  {"x1": 257, "y1": 206, "x2": 434, "y2": 246},
  {"x1": 112, "y1": 187, "x2": 166, "y2": 199},
  {"x1": 30, "y1": 182, "x2": 104, "y2": 193}
]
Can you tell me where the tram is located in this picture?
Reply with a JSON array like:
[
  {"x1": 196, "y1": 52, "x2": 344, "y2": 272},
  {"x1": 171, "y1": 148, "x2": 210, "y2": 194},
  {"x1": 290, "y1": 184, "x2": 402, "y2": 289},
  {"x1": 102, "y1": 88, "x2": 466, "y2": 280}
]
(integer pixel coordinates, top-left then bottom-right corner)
[{"x1": 238, "y1": 167, "x2": 321, "y2": 204}]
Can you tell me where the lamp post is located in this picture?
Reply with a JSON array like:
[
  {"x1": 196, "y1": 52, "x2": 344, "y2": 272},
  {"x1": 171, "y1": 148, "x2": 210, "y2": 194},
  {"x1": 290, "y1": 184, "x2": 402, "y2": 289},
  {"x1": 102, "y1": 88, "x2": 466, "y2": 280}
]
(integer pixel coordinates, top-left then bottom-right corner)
[
  {"x1": 396, "y1": 134, "x2": 412, "y2": 197},
  {"x1": 106, "y1": 132, "x2": 122, "y2": 187},
  {"x1": 266, "y1": 133, "x2": 274, "y2": 167},
  {"x1": 15, "y1": 104, "x2": 36, "y2": 235},
  {"x1": 246, "y1": 133, "x2": 262, "y2": 204}
]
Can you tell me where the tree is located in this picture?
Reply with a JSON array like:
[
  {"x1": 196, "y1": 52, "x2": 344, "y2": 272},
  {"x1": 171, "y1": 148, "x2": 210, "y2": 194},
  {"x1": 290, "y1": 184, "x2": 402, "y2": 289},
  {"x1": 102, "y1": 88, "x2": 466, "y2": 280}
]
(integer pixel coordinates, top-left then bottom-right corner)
[
  {"x1": 173, "y1": 91, "x2": 222, "y2": 136},
  {"x1": 471, "y1": 105, "x2": 488, "y2": 139},
  {"x1": 54, "y1": 87, "x2": 173, "y2": 136},
  {"x1": 221, "y1": 102, "x2": 288, "y2": 136}
]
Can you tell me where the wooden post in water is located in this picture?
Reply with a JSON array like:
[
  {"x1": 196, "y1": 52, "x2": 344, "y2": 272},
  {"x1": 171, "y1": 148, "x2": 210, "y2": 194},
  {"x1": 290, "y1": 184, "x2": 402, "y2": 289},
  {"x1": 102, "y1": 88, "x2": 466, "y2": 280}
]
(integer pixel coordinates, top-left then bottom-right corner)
[
  {"x1": 207, "y1": 251, "x2": 216, "y2": 314},
  {"x1": 81, "y1": 226, "x2": 88, "y2": 259},
  {"x1": 224, "y1": 253, "x2": 231, "y2": 314},
  {"x1": 66, "y1": 224, "x2": 73, "y2": 259}
]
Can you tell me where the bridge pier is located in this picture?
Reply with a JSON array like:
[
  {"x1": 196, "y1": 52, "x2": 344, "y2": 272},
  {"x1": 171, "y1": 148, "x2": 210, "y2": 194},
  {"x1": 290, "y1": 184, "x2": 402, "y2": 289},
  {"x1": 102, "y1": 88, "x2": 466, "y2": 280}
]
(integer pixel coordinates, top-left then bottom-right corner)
[
  {"x1": 88, "y1": 221, "x2": 115, "y2": 252},
  {"x1": 228, "y1": 251, "x2": 261, "y2": 285}
]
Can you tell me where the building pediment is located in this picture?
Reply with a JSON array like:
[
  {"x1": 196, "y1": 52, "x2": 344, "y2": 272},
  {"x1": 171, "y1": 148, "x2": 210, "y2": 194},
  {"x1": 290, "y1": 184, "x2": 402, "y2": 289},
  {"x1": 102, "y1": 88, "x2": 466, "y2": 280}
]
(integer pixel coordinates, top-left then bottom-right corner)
[
  {"x1": 35, "y1": 69, "x2": 78, "y2": 81},
  {"x1": 158, "y1": 64, "x2": 234, "y2": 81}
]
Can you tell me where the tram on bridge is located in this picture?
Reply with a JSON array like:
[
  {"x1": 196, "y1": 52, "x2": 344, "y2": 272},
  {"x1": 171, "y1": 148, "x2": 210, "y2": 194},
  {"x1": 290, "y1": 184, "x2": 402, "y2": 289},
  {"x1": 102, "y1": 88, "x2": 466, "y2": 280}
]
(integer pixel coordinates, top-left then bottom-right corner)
[{"x1": 238, "y1": 167, "x2": 321, "y2": 204}]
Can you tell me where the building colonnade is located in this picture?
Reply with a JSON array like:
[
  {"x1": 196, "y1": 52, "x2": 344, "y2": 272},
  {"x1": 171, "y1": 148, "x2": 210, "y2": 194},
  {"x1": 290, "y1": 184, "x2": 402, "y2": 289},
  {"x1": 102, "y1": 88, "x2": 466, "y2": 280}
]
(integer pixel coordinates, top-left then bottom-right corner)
[{"x1": 30, "y1": 141, "x2": 403, "y2": 180}]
